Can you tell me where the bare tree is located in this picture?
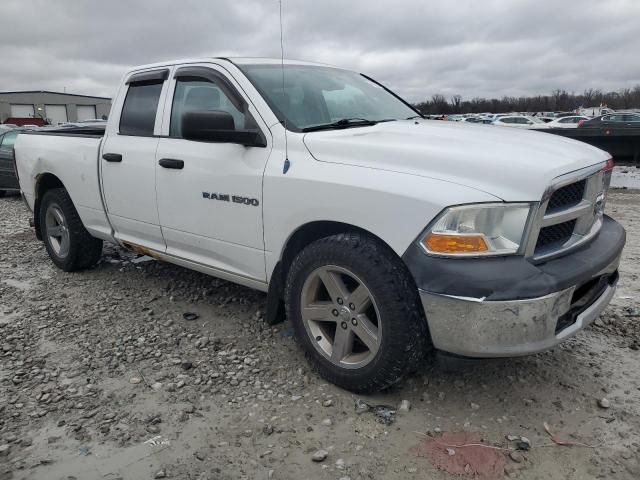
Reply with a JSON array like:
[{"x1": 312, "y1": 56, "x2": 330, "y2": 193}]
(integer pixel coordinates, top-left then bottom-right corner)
[{"x1": 413, "y1": 85, "x2": 640, "y2": 115}]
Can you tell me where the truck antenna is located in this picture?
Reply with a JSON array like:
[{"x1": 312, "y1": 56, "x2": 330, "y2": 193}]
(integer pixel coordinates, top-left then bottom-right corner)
[{"x1": 279, "y1": 0, "x2": 290, "y2": 173}]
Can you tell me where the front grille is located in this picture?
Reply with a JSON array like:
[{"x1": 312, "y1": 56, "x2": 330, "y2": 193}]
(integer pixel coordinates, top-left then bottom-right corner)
[
  {"x1": 547, "y1": 180, "x2": 586, "y2": 212},
  {"x1": 531, "y1": 168, "x2": 604, "y2": 260},
  {"x1": 536, "y1": 219, "x2": 576, "y2": 250}
]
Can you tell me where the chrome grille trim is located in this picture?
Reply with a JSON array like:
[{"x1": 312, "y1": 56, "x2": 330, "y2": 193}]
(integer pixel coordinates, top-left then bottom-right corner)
[{"x1": 525, "y1": 162, "x2": 606, "y2": 262}]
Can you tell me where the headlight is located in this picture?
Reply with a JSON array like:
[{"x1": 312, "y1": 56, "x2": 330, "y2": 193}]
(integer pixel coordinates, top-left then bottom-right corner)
[{"x1": 421, "y1": 203, "x2": 533, "y2": 256}]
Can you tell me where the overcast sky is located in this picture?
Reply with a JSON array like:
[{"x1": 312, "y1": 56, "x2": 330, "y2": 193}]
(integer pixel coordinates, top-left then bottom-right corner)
[{"x1": 1, "y1": 0, "x2": 638, "y2": 102}]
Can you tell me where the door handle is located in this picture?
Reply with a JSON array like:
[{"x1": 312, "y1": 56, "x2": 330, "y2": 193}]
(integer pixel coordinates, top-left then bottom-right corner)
[
  {"x1": 159, "y1": 158, "x2": 184, "y2": 169},
  {"x1": 103, "y1": 153, "x2": 122, "y2": 162}
]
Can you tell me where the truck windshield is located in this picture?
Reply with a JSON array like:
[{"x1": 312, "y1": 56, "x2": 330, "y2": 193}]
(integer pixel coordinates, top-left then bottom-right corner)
[{"x1": 238, "y1": 64, "x2": 418, "y2": 132}]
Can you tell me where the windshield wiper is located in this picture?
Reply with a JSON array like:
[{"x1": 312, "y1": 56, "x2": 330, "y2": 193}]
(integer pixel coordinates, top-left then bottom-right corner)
[
  {"x1": 405, "y1": 114, "x2": 424, "y2": 120},
  {"x1": 302, "y1": 118, "x2": 386, "y2": 132}
]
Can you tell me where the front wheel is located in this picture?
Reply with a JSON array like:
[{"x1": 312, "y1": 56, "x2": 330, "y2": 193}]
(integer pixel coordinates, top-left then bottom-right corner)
[
  {"x1": 285, "y1": 232, "x2": 430, "y2": 393},
  {"x1": 40, "y1": 188, "x2": 103, "y2": 271}
]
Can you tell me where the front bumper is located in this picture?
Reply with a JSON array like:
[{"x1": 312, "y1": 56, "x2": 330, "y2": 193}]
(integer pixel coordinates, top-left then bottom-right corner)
[{"x1": 404, "y1": 215, "x2": 625, "y2": 357}]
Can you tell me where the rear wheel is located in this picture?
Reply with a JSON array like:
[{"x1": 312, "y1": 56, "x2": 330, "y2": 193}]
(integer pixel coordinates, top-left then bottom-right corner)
[
  {"x1": 40, "y1": 188, "x2": 103, "y2": 271},
  {"x1": 285, "y1": 232, "x2": 429, "y2": 393}
]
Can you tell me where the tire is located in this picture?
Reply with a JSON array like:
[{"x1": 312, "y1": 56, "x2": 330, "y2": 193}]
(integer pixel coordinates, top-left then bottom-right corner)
[
  {"x1": 0, "y1": 191, "x2": 6, "y2": 198},
  {"x1": 39, "y1": 188, "x2": 103, "y2": 271},
  {"x1": 285, "y1": 232, "x2": 430, "y2": 393}
]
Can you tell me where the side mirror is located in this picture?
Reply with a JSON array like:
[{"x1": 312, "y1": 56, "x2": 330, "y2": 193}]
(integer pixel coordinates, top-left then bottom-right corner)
[{"x1": 182, "y1": 110, "x2": 266, "y2": 147}]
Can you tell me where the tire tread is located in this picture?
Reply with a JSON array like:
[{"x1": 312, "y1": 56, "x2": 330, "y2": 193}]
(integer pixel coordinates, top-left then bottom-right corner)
[
  {"x1": 285, "y1": 232, "x2": 430, "y2": 393},
  {"x1": 40, "y1": 188, "x2": 103, "y2": 271}
]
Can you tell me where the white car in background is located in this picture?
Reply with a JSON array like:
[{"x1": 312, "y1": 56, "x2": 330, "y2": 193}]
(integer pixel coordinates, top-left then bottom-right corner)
[
  {"x1": 493, "y1": 115, "x2": 550, "y2": 130},
  {"x1": 546, "y1": 116, "x2": 591, "y2": 129}
]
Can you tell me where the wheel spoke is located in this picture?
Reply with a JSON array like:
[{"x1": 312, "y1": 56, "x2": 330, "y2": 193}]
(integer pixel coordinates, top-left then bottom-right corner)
[
  {"x1": 318, "y1": 269, "x2": 349, "y2": 303},
  {"x1": 48, "y1": 226, "x2": 64, "y2": 237},
  {"x1": 59, "y1": 233, "x2": 70, "y2": 257},
  {"x1": 331, "y1": 327, "x2": 353, "y2": 362},
  {"x1": 52, "y1": 208, "x2": 65, "y2": 226},
  {"x1": 302, "y1": 303, "x2": 335, "y2": 323},
  {"x1": 352, "y1": 314, "x2": 379, "y2": 352},
  {"x1": 348, "y1": 284, "x2": 371, "y2": 313}
]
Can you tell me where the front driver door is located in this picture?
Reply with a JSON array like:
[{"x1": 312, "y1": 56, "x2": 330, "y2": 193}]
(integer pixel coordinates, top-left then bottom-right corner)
[{"x1": 155, "y1": 64, "x2": 272, "y2": 283}]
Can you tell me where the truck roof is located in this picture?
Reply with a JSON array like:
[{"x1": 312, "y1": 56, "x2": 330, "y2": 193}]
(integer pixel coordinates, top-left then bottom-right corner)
[{"x1": 125, "y1": 57, "x2": 341, "y2": 75}]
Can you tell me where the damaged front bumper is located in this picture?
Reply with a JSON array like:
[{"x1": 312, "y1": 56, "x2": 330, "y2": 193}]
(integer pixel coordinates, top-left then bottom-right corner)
[
  {"x1": 403, "y1": 215, "x2": 625, "y2": 358},
  {"x1": 419, "y1": 268, "x2": 618, "y2": 357}
]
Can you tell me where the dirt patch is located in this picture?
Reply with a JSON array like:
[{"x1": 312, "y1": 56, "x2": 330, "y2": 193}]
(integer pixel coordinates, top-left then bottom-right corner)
[{"x1": 412, "y1": 432, "x2": 506, "y2": 479}]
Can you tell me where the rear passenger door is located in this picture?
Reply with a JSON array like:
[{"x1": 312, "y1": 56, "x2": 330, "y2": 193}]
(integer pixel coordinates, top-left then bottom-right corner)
[{"x1": 100, "y1": 69, "x2": 170, "y2": 251}]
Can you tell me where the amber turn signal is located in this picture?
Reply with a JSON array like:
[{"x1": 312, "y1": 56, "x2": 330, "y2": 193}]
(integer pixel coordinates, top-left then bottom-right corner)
[{"x1": 423, "y1": 233, "x2": 489, "y2": 254}]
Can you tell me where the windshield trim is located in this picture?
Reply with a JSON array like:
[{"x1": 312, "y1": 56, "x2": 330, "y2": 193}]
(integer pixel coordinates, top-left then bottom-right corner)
[{"x1": 235, "y1": 63, "x2": 422, "y2": 133}]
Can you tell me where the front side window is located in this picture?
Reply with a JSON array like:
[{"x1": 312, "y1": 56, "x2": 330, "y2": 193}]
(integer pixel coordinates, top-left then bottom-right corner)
[
  {"x1": 239, "y1": 64, "x2": 417, "y2": 131},
  {"x1": 0, "y1": 132, "x2": 18, "y2": 152},
  {"x1": 170, "y1": 77, "x2": 246, "y2": 138},
  {"x1": 119, "y1": 81, "x2": 163, "y2": 136}
]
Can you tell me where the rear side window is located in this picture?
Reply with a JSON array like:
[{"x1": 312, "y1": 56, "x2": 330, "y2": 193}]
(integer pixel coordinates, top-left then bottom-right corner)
[{"x1": 119, "y1": 81, "x2": 163, "y2": 136}]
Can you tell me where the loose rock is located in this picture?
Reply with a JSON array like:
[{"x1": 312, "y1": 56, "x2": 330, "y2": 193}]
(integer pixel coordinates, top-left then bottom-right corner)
[
  {"x1": 312, "y1": 449, "x2": 328, "y2": 462},
  {"x1": 509, "y1": 451, "x2": 525, "y2": 463},
  {"x1": 598, "y1": 397, "x2": 611, "y2": 409}
]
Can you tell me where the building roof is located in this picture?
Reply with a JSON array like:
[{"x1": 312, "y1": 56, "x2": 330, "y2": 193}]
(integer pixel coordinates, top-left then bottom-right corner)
[{"x1": 0, "y1": 90, "x2": 111, "y2": 100}]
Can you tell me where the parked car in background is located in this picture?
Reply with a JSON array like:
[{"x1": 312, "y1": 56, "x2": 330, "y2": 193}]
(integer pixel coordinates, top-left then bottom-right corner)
[
  {"x1": 0, "y1": 128, "x2": 23, "y2": 196},
  {"x1": 554, "y1": 112, "x2": 577, "y2": 118},
  {"x1": 537, "y1": 117, "x2": 556, "y2": 123},
  {"x1": 578, "y1": 107, "x2": 615, "y2": 117},
  {"x1": 488, "y1": 113, "x2": 510, "y2": 122},
  {"x1": 547, "y1": 116, "x2": 590, "y2": 129},
  {"x1": 578, "y1": 113, "x2": 640, "y2": 128},
  {"x1": 493, "y1": 115, "x2": 550, "y2": 129}
]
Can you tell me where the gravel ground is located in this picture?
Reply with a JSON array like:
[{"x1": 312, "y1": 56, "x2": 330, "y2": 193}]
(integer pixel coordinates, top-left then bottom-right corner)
[{"x1": 0, "y1": 188, "x2": 639, "y2": 480}]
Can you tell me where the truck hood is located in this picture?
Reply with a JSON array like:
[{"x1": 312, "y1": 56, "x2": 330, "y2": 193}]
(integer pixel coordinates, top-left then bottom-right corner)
[{"x1": 303, "y1": 120, "x2": 610, "y2": 201}]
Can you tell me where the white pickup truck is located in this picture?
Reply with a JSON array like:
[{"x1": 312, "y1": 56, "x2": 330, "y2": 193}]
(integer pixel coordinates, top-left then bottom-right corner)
[{"x1": 14, "y1": 57, "x2": 625, "y2": 392}]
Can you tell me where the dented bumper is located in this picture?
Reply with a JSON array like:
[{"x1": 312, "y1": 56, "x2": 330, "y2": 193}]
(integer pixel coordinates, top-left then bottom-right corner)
[
  {"x1": 419, "y1": 270, "x2": 617, "y2": 356},
  {"x1": 404, "y1": 215, "x2": 625, "y2": 358}
]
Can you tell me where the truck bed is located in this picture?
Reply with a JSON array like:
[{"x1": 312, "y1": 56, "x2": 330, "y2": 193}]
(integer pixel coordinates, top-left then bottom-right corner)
[
  {"x1": 14, "y1": 127, "x2": 112, "y2": 241},
  {"x1": 22, "y1": 124, "x2": 106, "y2": 138}
]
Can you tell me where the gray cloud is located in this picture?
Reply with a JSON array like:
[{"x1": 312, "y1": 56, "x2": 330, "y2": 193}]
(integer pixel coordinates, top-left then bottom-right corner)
[{"x1": 0, "y1": 0, "x2": 638, "y2": 102}]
